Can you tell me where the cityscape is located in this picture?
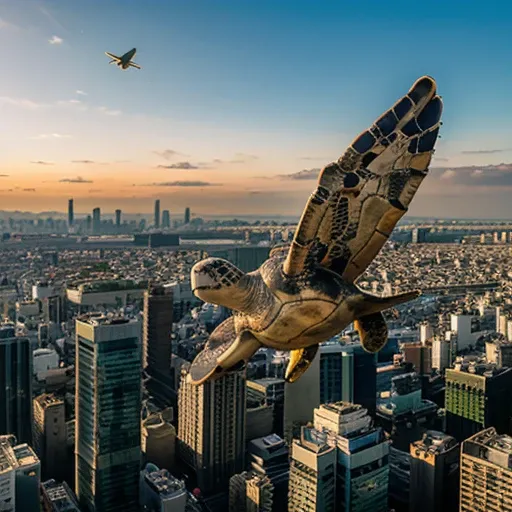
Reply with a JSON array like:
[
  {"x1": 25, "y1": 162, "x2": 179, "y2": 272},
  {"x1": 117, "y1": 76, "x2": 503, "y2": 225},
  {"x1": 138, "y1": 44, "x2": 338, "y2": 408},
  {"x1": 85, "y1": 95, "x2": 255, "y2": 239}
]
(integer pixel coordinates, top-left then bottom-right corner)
[{"x1": 2, "y1": 1, "x2": 512, "y2": 511}]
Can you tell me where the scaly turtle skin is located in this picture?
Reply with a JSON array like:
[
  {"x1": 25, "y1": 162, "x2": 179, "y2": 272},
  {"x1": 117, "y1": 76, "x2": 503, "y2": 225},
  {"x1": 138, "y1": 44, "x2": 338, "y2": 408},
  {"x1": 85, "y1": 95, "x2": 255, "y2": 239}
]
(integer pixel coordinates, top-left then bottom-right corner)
[{"x1": 188, "y1": 76, "x2": 443, "y2": 385}]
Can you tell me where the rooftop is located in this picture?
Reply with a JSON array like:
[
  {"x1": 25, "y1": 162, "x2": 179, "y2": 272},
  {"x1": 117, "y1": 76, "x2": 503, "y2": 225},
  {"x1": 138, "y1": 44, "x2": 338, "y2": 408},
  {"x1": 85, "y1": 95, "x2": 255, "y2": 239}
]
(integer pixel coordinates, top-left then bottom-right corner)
[
  {"x1": 34, "y1": 393, "x2": 64, "y2": 408},
  {"x1": 77, "y1": 313, "x2": 134, "y2": 327},
  {"x1": 412, "y1": 430, "x2": 458, "y2": 454},
  {"x1": 41, "y1": 479, "x2": 80, "y2": 511},
  {"x1": 144, "y1": 467, "x2": 186, "y2": 498}
]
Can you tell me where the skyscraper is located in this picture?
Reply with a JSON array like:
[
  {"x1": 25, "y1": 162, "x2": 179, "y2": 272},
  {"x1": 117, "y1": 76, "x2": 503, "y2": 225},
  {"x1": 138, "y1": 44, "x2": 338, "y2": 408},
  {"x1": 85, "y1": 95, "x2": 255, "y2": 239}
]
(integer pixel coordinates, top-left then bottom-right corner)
[
  {"x1": 409, "y1": 431, "x2": 459, "y2": 512},
  {"x1": 92, "y1": 208, "x2": 101, "y2": 234},
  {"x1": 142, "y1": 286, "x2": 174, "y2": 408},
  {"x1": 115, "y1": 209, "x2": 122, "y2": 229},
  {"x1": 154, "y1": 200, "x2": 160, "y2": 229},
  {"x1": 68, "y1": 199, "x2": 74, "y2": 228},
  {"x1": 0, "y1": 325, "x2": 33, "y2": 444},
  {"x1": 162, "y1": 210, "x2": 170, "y2": 229},
  {"x1": 177, "y1": 368, "x2": 246, "y2": 494},
  {"x1": 184, "y1": 207, "x2": 190, "y2": 225},
  {"x1": 460, "y1": 428, "x2": 512, "y2": 512},
  {"x1": 75, "y1": 314, "x2": 142, "y2": 512}
]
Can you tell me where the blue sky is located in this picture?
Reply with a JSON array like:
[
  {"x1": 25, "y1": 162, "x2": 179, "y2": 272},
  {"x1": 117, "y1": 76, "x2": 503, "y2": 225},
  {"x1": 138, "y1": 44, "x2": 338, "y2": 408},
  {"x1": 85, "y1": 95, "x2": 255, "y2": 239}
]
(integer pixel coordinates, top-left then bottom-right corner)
[{"x1": 1, "y1": 0, "x2": 512, "y2": 217}]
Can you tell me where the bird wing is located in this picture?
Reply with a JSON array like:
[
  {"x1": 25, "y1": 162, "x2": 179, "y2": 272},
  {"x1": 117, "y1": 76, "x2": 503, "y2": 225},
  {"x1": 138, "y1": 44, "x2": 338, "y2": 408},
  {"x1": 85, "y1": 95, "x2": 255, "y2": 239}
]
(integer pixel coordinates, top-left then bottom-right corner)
[{"x1": 283, "y1": 76, "x2": 442, "y2": 283}]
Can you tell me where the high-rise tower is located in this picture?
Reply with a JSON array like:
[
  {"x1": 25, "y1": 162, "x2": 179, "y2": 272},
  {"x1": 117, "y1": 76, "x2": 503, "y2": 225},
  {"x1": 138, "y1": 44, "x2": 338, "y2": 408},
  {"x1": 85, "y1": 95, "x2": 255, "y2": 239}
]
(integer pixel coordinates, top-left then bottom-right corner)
[
  {"x1": 142, "y1": 286, "x2": 174, "y2": 407},
  {"x1": 68, "y1": 199, "x2": 74, "y2": 228},
  {"x1": 115, "y1": 209, "x2": 122, "y2": 229},
  {"x1": 92, "y1": 208, "x2": 101, "y2": 234},
  {"x1": 184, "y1": 207, "x2": 190, "y2": 225},
  {"x1": 0, "y1": 325, "x2": 33, "y2": 444},
  {"x1": 75, "y1": 314, "x2": 142, "y2": 511},
  {"x1": 154, "y1": 200, "x2": 160, "y2": 229},
  {"x1": 161, "y1": 210, "x2": 170, "y2": 229}
]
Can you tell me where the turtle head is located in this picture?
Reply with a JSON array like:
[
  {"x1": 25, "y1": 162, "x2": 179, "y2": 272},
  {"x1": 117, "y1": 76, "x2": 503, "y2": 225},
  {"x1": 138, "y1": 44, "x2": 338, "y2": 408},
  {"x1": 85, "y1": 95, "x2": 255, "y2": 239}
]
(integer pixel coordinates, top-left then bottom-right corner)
[{"x1": 191, "y1": 257, "x2": 249, "y2": 311}]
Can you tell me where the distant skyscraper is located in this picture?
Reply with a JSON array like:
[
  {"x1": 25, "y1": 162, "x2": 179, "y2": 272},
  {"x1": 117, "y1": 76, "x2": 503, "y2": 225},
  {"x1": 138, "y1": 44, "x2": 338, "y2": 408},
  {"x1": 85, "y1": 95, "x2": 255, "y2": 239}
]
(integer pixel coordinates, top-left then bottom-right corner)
[
  {"x1": 92, "y1": 207, "x2": 101, "y2": 234},
  {"x1": 460, "y1": 428, "x2": 512, "y2": 512},
  {"x1": 162, "y1": 210, "x2": 170, "y2": 229},
  {"x1": 154, "y1": 200, "x2": 160, "y2": 229},
  {"x1": 409, "y1": 431, "x2": 459, "y2": 512},
  {"x1": 86, "y1": 215, "x2": 92, "y2": 232},
  {"x1": 445, "y1": 365, "x2": 512, "y2": 442},
  {"x1": 177, "y1": 368, "x2": 246, "y2": 494},
  {"x1": 319, "y1": 342, "x2": 343, "y2": 404},
  {"x1": 68, "y1": 199, "x2": 74, "y2": 227},
  {"x1": 143, "y1": 286, "x2": 174, "y2": 408},
  {"x1": 184, "y1": 207, "x2": 191, "y2": 225},
  {"x1": 0, "y1": 325, "x2": 33, "y2": 444},
  {"x1": 115, "y1": 209, "x2": 122, "y2": 228},
  {"x1": 32, "y1": 394, "x2": 67, "y2": 481},
  {"x1": 75, "y1": 314, "x2": 142, "y2": 512}
]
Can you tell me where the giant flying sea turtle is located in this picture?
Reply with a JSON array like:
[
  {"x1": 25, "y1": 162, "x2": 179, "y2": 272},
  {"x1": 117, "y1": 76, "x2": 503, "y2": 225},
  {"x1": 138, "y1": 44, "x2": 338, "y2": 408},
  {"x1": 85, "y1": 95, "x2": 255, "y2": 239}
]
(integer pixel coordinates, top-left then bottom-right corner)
[{"x1": 188, "y1": 76, "x2": 443, "y2": 385}]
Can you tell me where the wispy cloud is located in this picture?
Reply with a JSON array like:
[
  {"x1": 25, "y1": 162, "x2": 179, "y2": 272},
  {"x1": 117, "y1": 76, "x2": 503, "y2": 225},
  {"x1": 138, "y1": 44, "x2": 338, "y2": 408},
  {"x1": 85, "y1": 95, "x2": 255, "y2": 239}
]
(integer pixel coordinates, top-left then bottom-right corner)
[
  {"x1": 76, "y1": 90, "x2": 87, "y2": 96},
  {"x1": 31, "y1": 133, "x2": 71, "y2": 140},
  {"x1": 228, "y1": 153, "x2": 259, "y2": 164},
  {"x1": 59, "y1": 176, "x2": 93, "y2": 183},
  {"x1": 23, "y1": 188, "x2": 36, "y2": 192},
  {"x1": 433, "y1": 156, "x2": 449, "y2": 162},
  {"x1": 278, "y1": 168, "x2": 320, "y2": 180},
  {"x1": 0, "y1": 189, "x2": 14, "y2": 193},
  {"x1": 432, "y1": 163, "x2": 512, "y2": 187},
  {"x1": 31, "y1": 161, "x2": 54, "y2": 165},
  {"x1": 89, "y1": 189, "x2": 102, "y2": 193},
  {"x1": 157, "y1": 162, "x2": 200, "y2": 170},
  {"x1": 0, "y1": 97, "x2": 44, "y2": 109},
  {"x1": 299, "y1": 156, "x2": 328, "y2": 161},
  {"x1": 154, "y1": 149, "x2": 186, "y2": 160},
  {"x1": 148, "y1": 181, "x2": 219, "y2": 187},
  {"x1": 0, "y1": 175, "x2": 9, "y2": 178},
  {"x1": 71, "y1": 160, "x2": 96, "y2": 165},
  {"x1": 97, "y1": 106, "x2": 122, "y2": 116},
  {"x1": 48, "y1": 35, "x2": 63, "y2": 45},
  {"x1": 461, "y1": 149, "x2": 508, "y2": 155}
]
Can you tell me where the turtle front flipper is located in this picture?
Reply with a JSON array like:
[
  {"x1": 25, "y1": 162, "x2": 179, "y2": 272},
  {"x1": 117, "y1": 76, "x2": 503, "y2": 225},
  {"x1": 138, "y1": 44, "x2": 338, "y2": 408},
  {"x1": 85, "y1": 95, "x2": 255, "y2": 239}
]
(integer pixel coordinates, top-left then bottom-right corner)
[
  {"x1": 189, "y1": 317, "x2": 261, "y2": 385},
  {"x1": 285, "y1": 345, "x2": 319, "y2": 383},
  {"x1": 354, "y1": 312, "x2": 388, "y2": 353}
]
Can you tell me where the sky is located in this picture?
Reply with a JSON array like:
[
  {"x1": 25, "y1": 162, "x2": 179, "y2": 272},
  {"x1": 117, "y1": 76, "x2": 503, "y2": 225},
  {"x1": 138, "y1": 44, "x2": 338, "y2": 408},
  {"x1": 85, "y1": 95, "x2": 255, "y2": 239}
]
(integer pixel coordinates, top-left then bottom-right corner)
[{"x1": 1, "y1": 0, "x2": 512, "y2": 218}]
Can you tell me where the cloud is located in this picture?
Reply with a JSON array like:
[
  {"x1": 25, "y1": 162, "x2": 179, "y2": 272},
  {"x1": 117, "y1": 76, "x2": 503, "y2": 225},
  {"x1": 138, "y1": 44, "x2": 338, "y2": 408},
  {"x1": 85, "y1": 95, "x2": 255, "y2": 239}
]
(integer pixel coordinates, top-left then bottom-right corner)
[
  {"x1": 0, "y1": 97, "x2": 44, "y2": 109},
  {"x1": 433, "y1": 156, "x2": 449, "y2": 162},
  {"x1": 0, "y1": 189, "x2": 13, "y2": 193},
  {"x1": 59, "y1": 176, "x2": 93, "y2": 183},
  {"x1": 0, "y1": 17, "x2": 18, "y2": 30},
  {"x1": 76, "y1": 90, "x2": 87, "y2": 96},
  {"x1": 97, "y1": 106, "x2": 121, "y2": 116},
  {"x1": 89, "y1": 189, "x2": 102, "y2": 193},
  {"x1": 0, "y1": 175, "x2": 9, "y2": 177},
  {"x1": 299, "y1": 156, "x2": 328, "y2": 161},
  {"x1": 23, "y1": 188, "x2": 36, "y2": 192},
  {"x1": 32, "y1": 133, "x2": 71, "y2": 140},
  {"x1": 154, "y1": 149, "x2": 186, "y2": 160},
  {"x1": 229, "y1": 153, "x2": 259, "y2": 164},
  {"x1": 461, "y1": 149, "x2": 507, "y2": 155},
  {"x1": 432, "y1": 163, "x2": 512, "y2": 187},
  {"x1": 157, "y1": 162, "x2": 200, "y2": 170},
  {"x1": 278, "y1": 168, "x2": 320, "y2": 180},
  {"x1": 71, "y1": 160, "x2": 96, "y2": 165},
  {"x1": 148, "y1": 181, "x2": 219, "y2": 187},
  {"x1": 31, "y1": 160, "x2": 54, "y2": 165},
  {"x1": 48, "y1": 35, "x2": 63, "y2": 45}
]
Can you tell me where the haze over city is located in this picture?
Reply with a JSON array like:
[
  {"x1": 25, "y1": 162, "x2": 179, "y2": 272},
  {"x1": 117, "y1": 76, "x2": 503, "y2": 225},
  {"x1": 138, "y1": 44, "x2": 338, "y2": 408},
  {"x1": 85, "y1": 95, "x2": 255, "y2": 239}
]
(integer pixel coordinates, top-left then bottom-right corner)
[{"x1": 1, "y1": 0, "x2": 512, "y2": 217}]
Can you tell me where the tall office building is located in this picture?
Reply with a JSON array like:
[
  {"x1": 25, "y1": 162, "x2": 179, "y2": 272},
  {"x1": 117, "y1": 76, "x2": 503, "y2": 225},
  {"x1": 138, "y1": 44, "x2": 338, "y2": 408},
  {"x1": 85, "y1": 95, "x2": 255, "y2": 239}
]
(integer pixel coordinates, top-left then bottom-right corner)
[
  {"x1": 229, "y1": 472, "x2": 273, "y2": 512},
  {"x1": 177, "y1": 368, "x2": 246, "y2": 494},
  {"x1": 319, "y1": 342, "x2": 344, "y2": 404},
  {"x1": 32, "y1": 394, "x2": 67, "y2": 481},
  {"x1": 288, "y1": 426, "x2": 336, "y2": 512},
  {"x1": 0, "y1": 325, "x2": 33, "y2": 444},
  {"x1": 115, "y1": 209, "x2": 122, "y2": 229},
  {"x1": 247, "y1": 378, "x2": 285, "y2": 437},
  {"x1": 460, "y1": 428, "x2": 512, "y2": 511},
  {"x1": 154, "y1": 200, "x2": 160, "y2": 229},
  {"x1": 184, "y1": 207, "x2": 191, "y2": 225},
  {"x1": 43, "y1": 294, "x2": 67, "y2": 325},
  {"x1": 86, "y1": 215, "x2": 92, "y2": 232},
  {"x1": 445, "y1": 363, "x2": 512, "y2": 442},
  {"x1": 92, "y1": 208, "x2": 101, "y2": 234},
  {"x1": 313, "y1": 403, "x2": 390, "y2": 512},
  {"x1": 68, "y1": 199, "x2": 74, "y2": 228},
  {"x1": 142, "y1": 286, "x2": 174, "y2": 407},
  {"x1": 139, "y1": 464, "x2": 188, "y2": 512},
  {"x1": 0, "y1": 435, "x2": 41, "y2": 512},
  {"x1": 162, "y1": 210, "x2": 170, "y2": 229},
  {"x1": 75, "y1": 314, "x2": 142, "y2": 512},
  {"x1": 409, "y1": 431, "x2": 459, "y2": 512}
]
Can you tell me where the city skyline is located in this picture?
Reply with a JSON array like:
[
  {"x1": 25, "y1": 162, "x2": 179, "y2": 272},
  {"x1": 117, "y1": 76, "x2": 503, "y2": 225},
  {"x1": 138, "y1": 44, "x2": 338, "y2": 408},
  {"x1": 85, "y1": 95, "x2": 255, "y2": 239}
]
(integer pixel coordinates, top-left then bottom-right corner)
[{"x1": 1, "y1": 1, "x2": 512, "y2": 217}]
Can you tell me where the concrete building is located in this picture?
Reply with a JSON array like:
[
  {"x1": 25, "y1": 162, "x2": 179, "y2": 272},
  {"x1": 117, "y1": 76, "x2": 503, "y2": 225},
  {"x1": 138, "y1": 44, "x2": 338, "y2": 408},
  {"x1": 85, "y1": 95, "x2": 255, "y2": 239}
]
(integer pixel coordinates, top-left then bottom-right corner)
[
  {"x1": 432, "y1": 336, "x2": 450, "y2": 373},
  {"x1": 485, "y1": 339, "x2": 512, "y2": 368},
  {"x1": 41, "y1": 478, "x2": 81, "y2": 511},
  {"x1": 68, "y1": 199, "x2": 74, "y2": 228},
  {"x1": 247, "y1": 378, "x2": 285, "y2": 437},
  {"x1": 0, "y1": 325, "x2": 33, "y2": 444},
  {"x1": 32, "y1": 394, "x2": 67, "y2": 481},
  {"x1": 154, "y1": 200, "x2": 161, "y2": 229},
  {"x1": 409, "y1": 431, "x2": 459, "y2": 512},
  {"x1": 208, "y1": 246, "x2": 270, "y2": 273},
  {"x1": 139, "y1": 463, "x2": 187, "y2": 512},
  {"x1": 75, "y1": 314, "x2": 142, "y2": 511},
  {"x1": 229, "y1": 471, "x2": 273, "y2": 512},
  {"x1": 33, "y1": 348, "x2": 60, "y2": 379},
  {"x1": 445, "y1": 363, "x2": 512, "y2": 442},
  {"x1": 313, "y1": 403, "x2": 390, "y2": 512},
  {"x1": 142, "y1": 286, "x2": 175, "y2": 408},
  {"x1": 141, "y1": 408, "x2": 176, "y2": 472},
  {"x1": 0, "y1": 435, "x2": 41, "y2": 512},
  {"x1": 460, "y1": 428, "x2": 512, "y2": 512},
  {"x1": 401, "y1": 342, "x2": 432, "y2": 376},
  {"x1": 177, "y1": 368, "x2": 246, "y2": 495},
  {"x1": 288, "y1": 426, "x2": 336, "y2": 512}
]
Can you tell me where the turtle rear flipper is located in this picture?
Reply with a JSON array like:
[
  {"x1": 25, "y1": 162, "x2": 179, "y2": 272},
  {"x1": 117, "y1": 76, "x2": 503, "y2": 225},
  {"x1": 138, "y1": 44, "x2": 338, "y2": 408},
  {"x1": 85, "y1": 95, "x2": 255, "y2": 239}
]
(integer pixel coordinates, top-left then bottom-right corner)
[
  {"x1": 285, "y1": 345, "x2": 319, "y2": 383},
  {"x1": 189, "y1": 318, "x2": 261, "y2": 385},
  {"x1": 354, "y1": 312, "x2": 388, "y2": 353}
]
